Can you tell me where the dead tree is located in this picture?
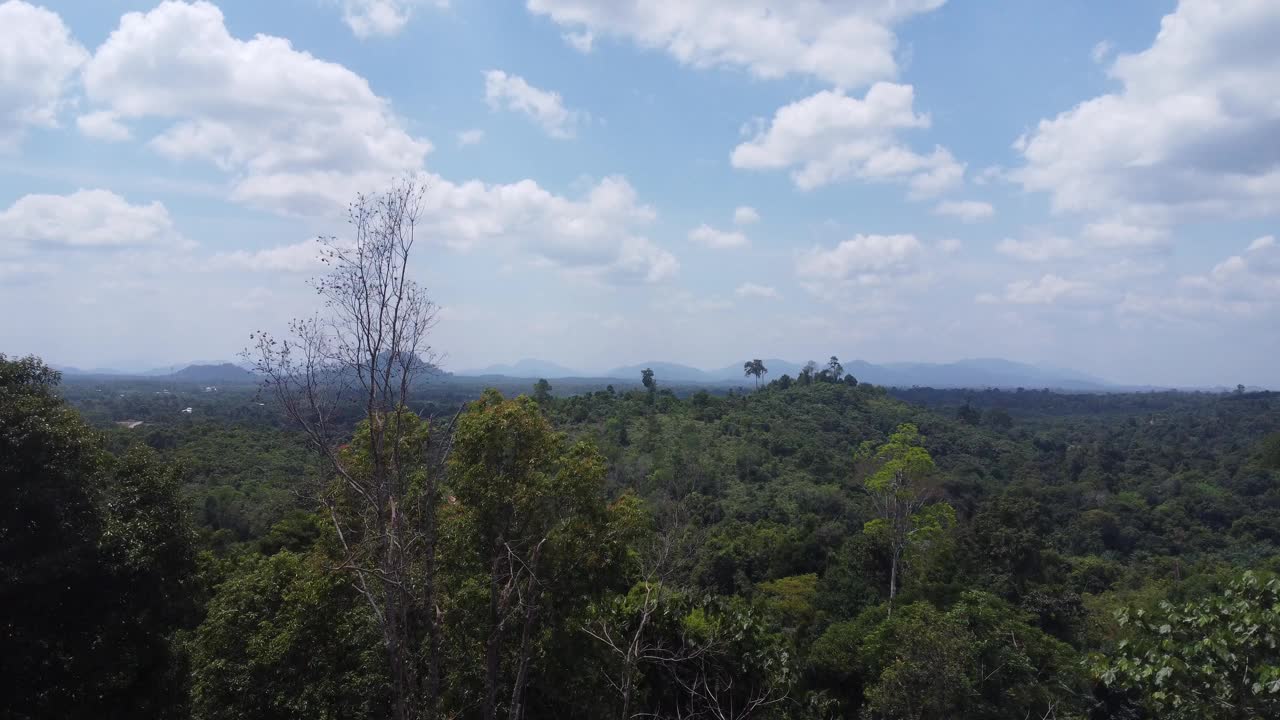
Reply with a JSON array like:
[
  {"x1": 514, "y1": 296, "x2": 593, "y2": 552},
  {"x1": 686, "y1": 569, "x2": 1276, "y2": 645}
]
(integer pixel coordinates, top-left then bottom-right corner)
[{"x1": 246, "y1": 179, "x2": 443, "y2": 720}]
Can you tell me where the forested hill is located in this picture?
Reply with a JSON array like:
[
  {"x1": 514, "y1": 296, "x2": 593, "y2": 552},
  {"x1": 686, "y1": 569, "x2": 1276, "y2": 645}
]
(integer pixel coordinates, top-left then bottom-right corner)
[
  {"x1": 11, "y1": 353, "x2": 1280, "y2": 719},
  {"x1": 546, "y1": 380, "x2": 1280, "y2": 587}
]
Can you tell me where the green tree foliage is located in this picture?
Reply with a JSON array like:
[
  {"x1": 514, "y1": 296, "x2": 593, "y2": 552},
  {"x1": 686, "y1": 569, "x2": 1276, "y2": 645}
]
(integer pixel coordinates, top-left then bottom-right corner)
[
  {"x1": 798, "y1": 360, "x2": 818, "y2": 386},
  {"x1": 0, "y1": 355, "x2": 196, "y2": 720},
  {"x1": 25, "y1": 353, "x2": 1280, "y2": 719},
  {"x1": 744, "y1": 358, "x2": 768, "y2": 388},
  {"x1": 811, "y1": 593, "x2": 1085, "y2": 719},
  {"x1": 587, "y1": 584, "x2": 795, "y2": 719},
  {"x1": 190, "y1": 551, "x2": 391, "y2": 720},
  {"x1": 857, "y1": 423, "x2": 956, "y2": 609},
  {"x1": 824, "y1": 356, "x2": 844, "y2": 383},
  {"x1": 1094, "y1": 570, "x2": 1280, "y2": 720},
  {"x1": 1262, "y1": 431, "x2": 1280, "y2": 470},
  {"x1": 532, "y1": 378, "x2": 553, "y2": 405},
  {"x1": 445, "y1": 389, "x2": 617, "y2": 720}
]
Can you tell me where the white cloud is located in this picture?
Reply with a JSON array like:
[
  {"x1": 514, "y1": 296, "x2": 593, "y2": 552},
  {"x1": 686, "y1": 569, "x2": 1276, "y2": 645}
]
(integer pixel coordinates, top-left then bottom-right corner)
[
  {"x1": 995, "y1": 236, "x2": 1079, "y2": 262},
  {"x1": 563, "y1": 30, "x2": 594, "y2": 53},
  {"x1": 1097, "y1": 257, "x2": 1166, "y2": 281},
  {"x1": 735, "y1": 282, "x2": 780, "y2": 299},
  {"x1": 525, "y1": 0, "x2": 947, "y2": 88},
  {"x1": 731, "y1": 84, "x2": 963, "y2": 195},
  {"x1": 1015, "y1": 0, "x2": 1280, "y2": 222},
  {"x1": 733, "y1": 205, "x2": 760, "y2": 225},
  {"x1": 417, "y1": 173, "x2": 677, "y2": 284},
  {"x1": 1082, "y1": 220, "x2": 1169, "y2": 249},
  {"x1": 1182, "y1": 235, "x2": 1280, "y2": 299},
  {"x1": 795, "y1": 234, "x2": 924, "y2": 297},
  {"x1": 973, "y1": 165, "x2": 1005, "y2": 186},
  {"x1": 979, "y1": 274, "x2": 1093, "y2": 305},
  {"x1": 341, "y1": 0, "x2": 448, "y2": 38},
  {"x1": 80, "y1": 1, "x2": 431, "y2": 216},
  {"x1": 211, "y1": 239, "x2": 326, "y2": 273},
  {"x1": 485, "y1": 70, "x2": 581, "y2": 139},
  {"x1": 0, "y1": 189, "x2": 185, "y2": 252},
  {"x1": 76, "y1": 110, "x2": 131, "y2": 141},
  {"x1": 933, "y1": 200, "x2": 994, "y2": 222},
  {"x1": 653, "y1": 289, "x2": 734, "y2": 314},
  {"x1": 457, "y1": 128, "x2": 485, "y2": 146},
  {"x1": 1090, "y1": 40, "x2": 1113, "y2": 64},
  {"x1": 0, "y1": 1, "x2": 88, "y2": 148},
  {"x1": 1122, "y1": 238, "x2": 1279, "y2": 321},
  {"x1": 688, "y1": 223, "x2": 748, "y2": 249}
]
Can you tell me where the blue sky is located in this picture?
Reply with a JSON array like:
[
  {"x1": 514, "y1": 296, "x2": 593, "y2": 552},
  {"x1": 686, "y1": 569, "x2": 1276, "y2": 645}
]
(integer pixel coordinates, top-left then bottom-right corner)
[{"x1": 2, "y1": 0, "x2": 1277, "y2": 386}]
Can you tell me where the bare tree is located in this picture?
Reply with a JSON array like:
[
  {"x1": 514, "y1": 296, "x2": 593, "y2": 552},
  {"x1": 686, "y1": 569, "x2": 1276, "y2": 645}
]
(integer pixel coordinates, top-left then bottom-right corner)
[
  {"x1": 584, "y1": 504, "x2": 697, "y2": 720},
  {"x1": 246, "y1": 179, "x2": 443, "y2": 720}
]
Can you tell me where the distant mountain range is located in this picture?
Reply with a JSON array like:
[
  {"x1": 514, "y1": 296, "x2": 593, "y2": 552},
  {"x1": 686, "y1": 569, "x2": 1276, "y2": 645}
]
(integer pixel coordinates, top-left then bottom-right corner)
[
  {"x1": 459, "y1": 357, "x2": 1113, "y2": 390},
  {"x1": 167, "y1": 363, "x2": 258, "y2": 383},
  {"x1": 54, "y1": 356, "x2": 1123, "y2": 390},
  {"x1": 458, "y1": 359, "x2": 583, "y2": 378},
  {"x1": 55, "y1": 361, "x2": 259, "y2": 384}
]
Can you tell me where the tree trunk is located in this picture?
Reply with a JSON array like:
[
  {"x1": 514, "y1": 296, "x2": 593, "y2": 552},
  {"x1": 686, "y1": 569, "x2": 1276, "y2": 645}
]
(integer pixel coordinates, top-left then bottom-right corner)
[
  {"x1": 422, "y1": 474, "x2": 441, "y2": 719},
  {"x1": 385, "y1": 586, "x2": 415, "y2": 720},
  {"x1": 620, "y1": 672, "x2": 634, "y2": 720},
  {"x1": 507, "y1": 552, "x2": 542, "y2": 720},
  {"x1": 483, "y1": 549, "x2": 506, "y2": 720},
  {"x1": 887, "y1": 548, "x2": 899, "y2": 618},
  {"x1": 508, "y1": 604, "x2": 538, "y2": 720}
]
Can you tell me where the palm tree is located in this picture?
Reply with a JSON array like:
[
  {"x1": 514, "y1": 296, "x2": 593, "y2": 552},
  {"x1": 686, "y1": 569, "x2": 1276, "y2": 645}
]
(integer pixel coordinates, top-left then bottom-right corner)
[{"x1": 743, "y1": 359, "x2": 768, "y2": 388}]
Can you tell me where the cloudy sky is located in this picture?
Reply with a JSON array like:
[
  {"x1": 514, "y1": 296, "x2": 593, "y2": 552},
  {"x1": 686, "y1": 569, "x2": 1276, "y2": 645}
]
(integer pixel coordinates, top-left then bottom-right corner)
[{"x1": 2, "y1": 0, "x2": 1278, "y2": 386}]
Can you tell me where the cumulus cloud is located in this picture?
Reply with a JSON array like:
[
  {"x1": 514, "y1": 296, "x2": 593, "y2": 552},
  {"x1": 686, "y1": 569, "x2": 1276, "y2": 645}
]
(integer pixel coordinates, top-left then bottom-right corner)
[
  {"x1": 211, "y1": 239, "x2": 327, "y2": 273},
  {"x1": 733, "y1": 206, "x2": 760, "y2": 225},
  {"x1": 525, "y1": 0, "x2": 946, "y2": 88},
  {"x1": 978, "y1": 274, "x2": 1094, "y2": 305},
  {"x1": 456, "y1": 128, "x2": 485, "y2": 146},
  {"x1": 416, "y1": 173, "x2": 677, "y2": 284},
  {"x1": 653, "y1": 289, "x2": 734, "y2": 314},
  {"x1": 688, "y1": 224, "x2": 748, "y2": 249},
  {"x1": 795, "y1": 233, "x2": 927, "y2": 302},
  {"x1": 485, "y1": 70, "x2": 582, "y2": 139},
  {"x1": 0, "y1": 189, "x2": 185, "y2": 252},
  {"x1": 0, "y1": 1, "x2": 88, "y2": 148},
  {"x1": 1121, "y1": 238, "x2": 1279, "y2": 321},
  {"x1": 735, "y1": 282, "x2": 780, "y2": 299},
  {"x1": 1015, "y1": 0, "x2": 1280, "y2": 222},
  {"x1": 1082, "y1": 220, "x2": 1168, "y2": 249},
  {"x1": 731, "y1": 84, "x2": 963, "y2": 195},
  {"x1": 341, "y1": 0, "x2": 448, "y2": 38},
  {"x1": 1090, "y1": 40, "x2": 1113, "y2": 64},
  {"x1": 563, "y1": 30, "x2": 594, "y2": 53},
  {"x1": 933, "y1": 200, "x2": 994, "y2": 222},
  {"x1": 995, "y1": 236, "x2": 1079, "y2": 262},
  {"x1": 76, "y1": 110, "x2": 131, "y2": 141},
  {"x1": 79, "y1": 1, "x2": 431, "y2": 215},
  {"x1": 1182, "y1": 235, "x2": 1280, "y2": 299}
]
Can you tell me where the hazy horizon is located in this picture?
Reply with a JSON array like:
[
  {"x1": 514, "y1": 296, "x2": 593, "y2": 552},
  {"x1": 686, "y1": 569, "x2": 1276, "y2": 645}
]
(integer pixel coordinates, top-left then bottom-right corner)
[{"x1": 3, "y1": 0, "x2": 1279, "y2": 388}]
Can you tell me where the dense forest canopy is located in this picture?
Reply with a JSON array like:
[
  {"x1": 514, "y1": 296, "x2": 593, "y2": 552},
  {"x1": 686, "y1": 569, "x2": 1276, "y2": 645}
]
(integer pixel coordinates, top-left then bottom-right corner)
[
  {"x1": 7, "y1": 178, "x2": 1280, "y2": 720},
  {"x1": 7, "y1": 350, "x2": 1280, "y2": 719}
]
